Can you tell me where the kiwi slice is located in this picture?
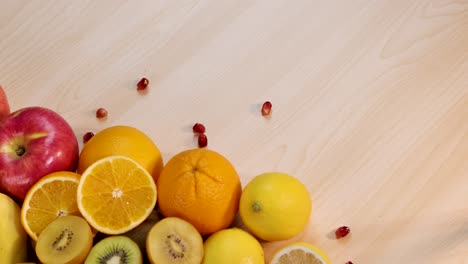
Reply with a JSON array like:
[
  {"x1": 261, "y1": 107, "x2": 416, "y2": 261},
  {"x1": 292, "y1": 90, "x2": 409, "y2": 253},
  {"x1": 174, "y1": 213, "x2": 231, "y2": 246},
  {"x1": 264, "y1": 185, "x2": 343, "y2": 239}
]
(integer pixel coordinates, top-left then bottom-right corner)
[
  {"x1": 35, "y1": 215, "x2": 93, "y2": 264},
  {"x1": 146, "y1": 217, "x2": 203, "y2": 264},
  {"x1": 85, "y1": 236, "x2": 142, "y2": 264}
]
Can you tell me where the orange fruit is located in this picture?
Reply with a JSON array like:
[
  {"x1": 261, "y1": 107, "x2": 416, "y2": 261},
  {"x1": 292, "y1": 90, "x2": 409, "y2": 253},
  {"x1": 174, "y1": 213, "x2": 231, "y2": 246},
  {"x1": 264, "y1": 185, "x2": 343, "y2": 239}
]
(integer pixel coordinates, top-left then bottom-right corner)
[
  {"x1": 77, "y1": 125, "x2": 164, "y2": 182},
  {"x1": 157, "y1": 148, "x2": 242, "y2": 235},
  {"x1": 77, "y1": 155, "x2": 157, "y2": 234},
  {"x1": 20, "y1": 171, "x2": 81, "y2": 241}
]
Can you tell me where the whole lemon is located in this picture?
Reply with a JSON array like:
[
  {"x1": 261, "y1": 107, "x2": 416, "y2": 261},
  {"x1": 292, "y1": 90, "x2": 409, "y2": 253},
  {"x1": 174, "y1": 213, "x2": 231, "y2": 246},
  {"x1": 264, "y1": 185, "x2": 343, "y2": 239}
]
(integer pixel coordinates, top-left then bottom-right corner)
[
  {"x1": 239, "y1": 172, "x2": 312, "y2": 241},
  {"x1": 202, "y1": 228, "x2": 264, "y2": 264},
  {"x1": 77, "y1": 125, "x2": 164, "y2": 182}
]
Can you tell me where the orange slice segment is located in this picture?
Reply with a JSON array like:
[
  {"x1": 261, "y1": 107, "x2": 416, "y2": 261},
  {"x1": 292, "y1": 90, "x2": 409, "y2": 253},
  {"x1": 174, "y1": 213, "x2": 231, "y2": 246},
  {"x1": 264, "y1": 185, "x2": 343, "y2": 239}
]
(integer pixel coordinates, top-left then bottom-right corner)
[
  {"x1": 269, "y1": 242, "x2": 331, "y2": 264},
  {"x1": 20, "y1": 171, "x2": 81, "y2": 241},
  {"x1": 77, "y1": 155, "x2": 157, "y2": 234}
]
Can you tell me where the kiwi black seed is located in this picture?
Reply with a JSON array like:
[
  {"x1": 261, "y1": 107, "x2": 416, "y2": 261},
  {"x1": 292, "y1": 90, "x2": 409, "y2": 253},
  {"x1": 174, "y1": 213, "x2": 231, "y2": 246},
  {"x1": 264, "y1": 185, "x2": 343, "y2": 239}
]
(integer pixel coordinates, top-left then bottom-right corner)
[
  {"x1": 165, "y1": 233, "x2": 187, "y2": 258},
  {"x1": 52, "y1": 227, "x2": 74, "y2": 251},
  {"x1": 85, "y1": 235, "x2": 142, "y2": 264}
]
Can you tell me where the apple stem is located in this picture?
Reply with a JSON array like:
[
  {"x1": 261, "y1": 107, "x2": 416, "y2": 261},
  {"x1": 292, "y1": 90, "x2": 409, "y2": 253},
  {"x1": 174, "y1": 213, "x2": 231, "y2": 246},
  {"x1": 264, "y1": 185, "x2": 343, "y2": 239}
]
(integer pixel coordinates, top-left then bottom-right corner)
[{"x1": 15, "y1": 145, "x2": 26, "y2": 156}]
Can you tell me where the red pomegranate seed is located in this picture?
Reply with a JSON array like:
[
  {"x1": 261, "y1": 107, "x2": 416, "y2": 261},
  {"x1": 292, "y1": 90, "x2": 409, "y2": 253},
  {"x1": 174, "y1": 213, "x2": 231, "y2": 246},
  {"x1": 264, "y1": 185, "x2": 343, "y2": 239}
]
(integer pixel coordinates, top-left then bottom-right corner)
[
  {"x1": 335, "y1": 226, "x2": 351, "y2": 239},
  {"x1": 345, "y1": 262, "x2": 353, "y2": 264},
  {"x1": 137, "y1": 78, "x2": 149, "y2": 91},
  {"x1": 96, "y1": 108, "x2": 108, "y2": 118},
  {"x1": 192, "y1": 123, "x2": 206, "y2": 134},
  {"x1": 198, "y1": 134, "x2": 208, "y2": 148},
  {"x1": 82, "y1": 132, "x2": 94, "y2": 143},
  {"x1": 261, "y1": 101, "x2": 272, "y2": 116}
]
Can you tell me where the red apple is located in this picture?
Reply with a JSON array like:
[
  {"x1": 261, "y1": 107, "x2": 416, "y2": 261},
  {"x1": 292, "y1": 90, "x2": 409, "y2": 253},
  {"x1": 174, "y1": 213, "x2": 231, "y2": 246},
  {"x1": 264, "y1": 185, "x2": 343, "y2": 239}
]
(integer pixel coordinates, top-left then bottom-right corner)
[
  {"x1": 0, "y1": 86, "x2": 10, "y2": 121},
  {"x1": 0, "y1": 106, "x2": 79, "y2": 201}
]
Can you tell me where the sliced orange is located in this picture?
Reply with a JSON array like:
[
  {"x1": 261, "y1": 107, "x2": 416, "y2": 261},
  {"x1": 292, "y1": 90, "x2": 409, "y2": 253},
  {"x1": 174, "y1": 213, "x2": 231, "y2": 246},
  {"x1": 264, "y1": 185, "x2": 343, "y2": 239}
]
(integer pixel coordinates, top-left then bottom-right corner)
[
  {"x1": 77, "y1": 155, "x2": 157, "y2": 235},
  {"x1": 20, "y1": 171, "x2": 81, "y2": 241},
  {"x1": 269, "y1": 242, "x2": 331, "y2": 264}
]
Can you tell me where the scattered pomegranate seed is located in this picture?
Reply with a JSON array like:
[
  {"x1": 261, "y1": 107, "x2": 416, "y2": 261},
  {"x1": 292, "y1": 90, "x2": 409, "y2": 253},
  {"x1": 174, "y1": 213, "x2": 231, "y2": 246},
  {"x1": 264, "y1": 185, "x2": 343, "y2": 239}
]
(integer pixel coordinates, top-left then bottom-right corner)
[
  {"x1": 82, "y1": 132, "x2": 94, "y2": 143},
  {"x1": 345, "y1": 261, "x2": 353, "y2": 264},
  {"x1": 261, "y1": 101, "x2": 272, "y2": 116},
  {"x1": 198, "y1": 134, "x2": 208, "y2": 148},
  {"x1": 335, "y1": 226, "x2": 351, "y2": 239},
  {"x1": 137, "y1": 78, "x2": 149, "y2": 91},
  {"x1": 192, "y1": 123, "x2": 206, "y2": 134},
  {"x1": 96, "y1": 108, "x2": 108, "y2": 119}
]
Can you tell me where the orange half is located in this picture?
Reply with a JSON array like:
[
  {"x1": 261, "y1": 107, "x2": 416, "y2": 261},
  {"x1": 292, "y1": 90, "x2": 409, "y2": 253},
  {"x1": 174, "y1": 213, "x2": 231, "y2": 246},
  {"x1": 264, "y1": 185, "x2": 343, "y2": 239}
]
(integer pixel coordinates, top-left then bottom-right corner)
[
  {"x1": 77, "y1": 155, "x2": 157, "y2": 234},
  {"x1": 20, "y1": 171, "x2": 81, "y2": 241}
]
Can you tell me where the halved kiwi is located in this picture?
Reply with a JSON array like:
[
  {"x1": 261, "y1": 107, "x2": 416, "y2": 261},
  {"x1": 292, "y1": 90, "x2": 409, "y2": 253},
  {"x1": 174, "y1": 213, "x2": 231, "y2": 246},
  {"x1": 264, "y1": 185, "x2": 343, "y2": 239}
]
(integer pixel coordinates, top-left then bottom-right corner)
[
  {"x1": 85, "y1": 235, "x2": 142, "y2": 264},
  {"x1": 35, "y1": 215, "x2": 93, "y2": 264},
  {"x1": 146, "y1": 217, "x2": 204, "y2": 264}
]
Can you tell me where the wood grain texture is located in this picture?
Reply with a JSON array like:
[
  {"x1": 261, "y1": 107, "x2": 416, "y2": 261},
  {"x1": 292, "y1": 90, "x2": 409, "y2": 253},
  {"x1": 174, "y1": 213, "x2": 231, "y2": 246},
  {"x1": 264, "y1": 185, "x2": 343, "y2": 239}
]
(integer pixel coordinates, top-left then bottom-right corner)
[{"x1": 1, "y1": 0, "x2": 467, "y2": 263}]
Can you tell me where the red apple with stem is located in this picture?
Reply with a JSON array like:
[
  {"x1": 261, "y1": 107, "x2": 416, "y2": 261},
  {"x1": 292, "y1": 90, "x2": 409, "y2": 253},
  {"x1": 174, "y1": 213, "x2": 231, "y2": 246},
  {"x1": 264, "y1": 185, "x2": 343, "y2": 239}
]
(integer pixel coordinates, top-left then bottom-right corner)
[
  {"x1": 0, "y1": 86, "x2": 10, "y2": 121},
  {"x1": 0, "y1": 106, "x2": 79, "y2": 202}
]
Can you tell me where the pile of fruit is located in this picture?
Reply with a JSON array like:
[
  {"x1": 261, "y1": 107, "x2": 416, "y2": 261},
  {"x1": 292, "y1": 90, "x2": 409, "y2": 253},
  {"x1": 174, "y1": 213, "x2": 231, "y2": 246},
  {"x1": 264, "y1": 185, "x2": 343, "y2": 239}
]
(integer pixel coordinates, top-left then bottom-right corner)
[{"x1": 0, "y1": 86, "x2": 331, "y2": 264}]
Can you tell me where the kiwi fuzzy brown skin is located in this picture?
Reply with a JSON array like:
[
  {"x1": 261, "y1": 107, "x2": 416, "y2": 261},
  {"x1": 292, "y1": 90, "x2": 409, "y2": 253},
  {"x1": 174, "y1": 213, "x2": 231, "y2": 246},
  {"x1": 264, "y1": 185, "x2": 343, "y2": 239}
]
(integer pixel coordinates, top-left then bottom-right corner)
[
  {"x1": 26, "y1": 236, "x2": 40, "y2": 262},
  {"x1": 123, "y1": 209, "x2": 161, "y2": 254}
]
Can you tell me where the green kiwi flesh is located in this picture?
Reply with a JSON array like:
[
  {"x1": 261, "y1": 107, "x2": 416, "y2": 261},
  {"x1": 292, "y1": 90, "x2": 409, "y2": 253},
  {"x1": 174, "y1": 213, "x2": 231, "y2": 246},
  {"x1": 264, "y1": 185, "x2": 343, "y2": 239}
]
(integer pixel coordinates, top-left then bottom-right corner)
[{"x1": 85, "y1": 235, "x2": 142, "y2": 264}]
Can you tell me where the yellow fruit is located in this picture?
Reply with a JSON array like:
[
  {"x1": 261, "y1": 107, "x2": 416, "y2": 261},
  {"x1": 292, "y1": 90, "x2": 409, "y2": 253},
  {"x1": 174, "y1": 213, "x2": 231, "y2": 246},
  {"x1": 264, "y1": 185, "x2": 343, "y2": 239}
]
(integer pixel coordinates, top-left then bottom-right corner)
[
  {"x1": 35, "y1": 215, "x2": 93, "y2": 264},
  {"x1": 239, "y1": 172, "x2": 312, "y2": 241},
  {"x1": 21, "y1": 171, "x2": 81, "y2": 241},
  {"x1": 202, "y1": 228, "x2": 264, "y2": 264},
  {"x1": 0, "y1": 193, "x2": 28, "y2": 262},
  {"x1": 77, "y1": 155, "x2": 157, "y2": 234},
  {"x1": 77, "y1": 125, "x2": 164, "y2": 182},
  {"x1": 269, "y1": 242, "x2": 330, "y2": 264},
  {"x1": 146, "y1": 217, "x2": 204, "y2": 264}
]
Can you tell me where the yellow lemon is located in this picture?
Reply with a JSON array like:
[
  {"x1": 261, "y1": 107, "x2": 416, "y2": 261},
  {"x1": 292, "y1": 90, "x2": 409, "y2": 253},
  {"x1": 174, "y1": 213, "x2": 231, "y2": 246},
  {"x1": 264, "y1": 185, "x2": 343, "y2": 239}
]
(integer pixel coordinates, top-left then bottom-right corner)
[
  {"x1": 77, "y1": 125, "x2": 164, "y2": 183},
  {"x1": 239, "y1": 172, "x2": 312, "y2": 241},
  {"x1": 202, "y1": 228, "x2": 264, "y2": 264},
  {"x1": 270, "y1": 242, "x2": 330, "y2": 264}
]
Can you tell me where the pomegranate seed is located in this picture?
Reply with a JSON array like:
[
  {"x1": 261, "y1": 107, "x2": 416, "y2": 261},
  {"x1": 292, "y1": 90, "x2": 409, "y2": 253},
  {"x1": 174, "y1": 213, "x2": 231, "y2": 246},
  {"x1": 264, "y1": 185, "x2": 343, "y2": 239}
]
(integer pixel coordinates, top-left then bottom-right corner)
[
  {"x1": 82, "y1": 132, "x2": 94, "y2": 143},
  {"x1": 345, "y1": 262, "x2": 354, "y2": 264},
  {"x1": 261, "y1": 101, "x2": 272, "y2": 116},
  {"x1": 96, "y1": 108, "x2": 108, "y2": 118},
  {"x1": 137, "y1": 78, "x2": 149, "y2": 91},
  {"x1": 192, "y1": 123, "x2": 206, "y2": 134},
  {"x1": 198, "y1": 134, "x2": 208, "y2": 148},
  {"x1": 335, "y1": 226, "x2": 351, "y2": 239}
]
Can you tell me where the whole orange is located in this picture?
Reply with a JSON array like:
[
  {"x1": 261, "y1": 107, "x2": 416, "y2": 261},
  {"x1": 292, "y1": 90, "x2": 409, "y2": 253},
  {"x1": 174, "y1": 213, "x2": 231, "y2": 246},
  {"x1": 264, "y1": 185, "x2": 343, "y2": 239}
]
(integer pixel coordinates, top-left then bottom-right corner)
[
  {"x1": 157, "y1": 148, "x2": 242, "y2": 235},
  {"x1": 77, "y1": 125, "x2": 163, "y2": 182}
]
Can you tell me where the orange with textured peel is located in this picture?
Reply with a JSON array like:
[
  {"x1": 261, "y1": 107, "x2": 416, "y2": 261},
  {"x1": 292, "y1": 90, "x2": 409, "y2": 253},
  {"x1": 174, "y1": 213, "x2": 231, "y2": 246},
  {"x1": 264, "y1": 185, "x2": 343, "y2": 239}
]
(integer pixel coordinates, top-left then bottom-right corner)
[
  {"x1": 157, "y1": 148, "x2": 242, "y2": 235},
  {"x1": 77, "y1": 125, "x2": 163, "y2": 182}
]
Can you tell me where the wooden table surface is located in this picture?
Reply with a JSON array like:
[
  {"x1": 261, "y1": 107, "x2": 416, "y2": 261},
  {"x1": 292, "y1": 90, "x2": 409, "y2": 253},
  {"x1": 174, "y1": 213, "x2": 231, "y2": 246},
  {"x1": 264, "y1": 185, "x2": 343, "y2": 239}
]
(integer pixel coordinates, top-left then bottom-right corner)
[{"x1": 1, "y1": 1, "x2": 467, "y2": 263}]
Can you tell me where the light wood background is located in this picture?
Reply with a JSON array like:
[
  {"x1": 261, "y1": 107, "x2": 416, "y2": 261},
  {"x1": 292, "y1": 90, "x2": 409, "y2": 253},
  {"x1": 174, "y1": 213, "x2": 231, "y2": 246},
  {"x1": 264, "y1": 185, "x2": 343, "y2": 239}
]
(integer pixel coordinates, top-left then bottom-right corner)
[{"x1": 1, "y1": 1, "x2": 467, "y2": 263}]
